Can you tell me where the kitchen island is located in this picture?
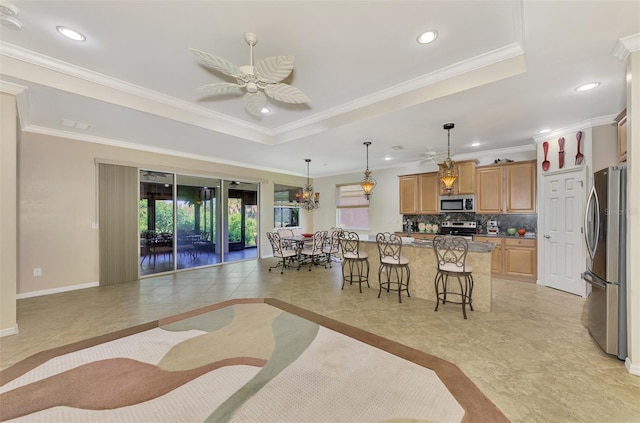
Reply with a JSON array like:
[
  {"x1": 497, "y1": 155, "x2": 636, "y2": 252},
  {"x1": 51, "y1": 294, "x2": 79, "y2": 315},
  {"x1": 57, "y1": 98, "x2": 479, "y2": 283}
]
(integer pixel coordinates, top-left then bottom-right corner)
[{"x1": 358, "y1": 236, "x2": 495, "y2": 312}]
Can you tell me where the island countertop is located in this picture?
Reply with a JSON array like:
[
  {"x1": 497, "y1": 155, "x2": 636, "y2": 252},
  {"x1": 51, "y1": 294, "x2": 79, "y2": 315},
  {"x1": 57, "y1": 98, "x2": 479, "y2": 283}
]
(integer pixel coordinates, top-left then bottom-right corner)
[{"x1": 356, "y1": 235, "x2": 494, "y2": 312}]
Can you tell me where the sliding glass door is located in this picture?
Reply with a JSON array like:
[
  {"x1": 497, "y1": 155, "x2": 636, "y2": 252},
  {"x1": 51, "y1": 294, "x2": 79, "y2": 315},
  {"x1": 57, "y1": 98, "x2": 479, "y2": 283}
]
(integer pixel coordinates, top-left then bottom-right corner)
[
  {"x1": 139, "y1": 170, "x2": 259, "y2": 275},
  {"x1": 139, "y1": 171, "x2": 174, "y2": 275},
  {"x1": 223, "y1": 181, "x2": 259, "y2": 263},
  {"x1": 176, "y1": 175, "x2": 221, "y2": 270}
]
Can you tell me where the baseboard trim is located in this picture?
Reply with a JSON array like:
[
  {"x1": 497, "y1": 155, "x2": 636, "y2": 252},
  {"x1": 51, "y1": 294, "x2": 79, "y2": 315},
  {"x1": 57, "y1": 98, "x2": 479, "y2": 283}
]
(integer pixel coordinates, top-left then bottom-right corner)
[
  {"x1": 17, "y1": 281, "x2": 99, "y2": 299},
  {"x1": 626, "y1": 357, "x2": 640, "y2": 376},
  {"x1": 0, "y1": 325, "x2": 19, "y2": 337}
]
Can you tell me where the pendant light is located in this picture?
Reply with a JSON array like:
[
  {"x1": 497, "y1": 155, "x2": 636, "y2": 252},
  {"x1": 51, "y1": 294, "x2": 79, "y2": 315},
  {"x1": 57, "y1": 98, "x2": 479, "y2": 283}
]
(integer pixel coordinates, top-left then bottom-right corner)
[
  {"x1": 300, "y1": 159, "x2": 319, "y2": 211},
  {"x1": 439, "y1": 122, "x2": 458, "y2": 195},
  {"x1": 360, "y1": 141, "x2": 376, "y2": 200}
]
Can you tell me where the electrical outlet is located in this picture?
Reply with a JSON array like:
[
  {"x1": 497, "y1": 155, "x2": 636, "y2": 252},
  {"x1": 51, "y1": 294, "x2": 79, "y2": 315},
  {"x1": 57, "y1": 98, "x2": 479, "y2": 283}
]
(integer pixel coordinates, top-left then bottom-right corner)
[{"x1": 33, "y1": 268, "x2": 42, "y2": 277}]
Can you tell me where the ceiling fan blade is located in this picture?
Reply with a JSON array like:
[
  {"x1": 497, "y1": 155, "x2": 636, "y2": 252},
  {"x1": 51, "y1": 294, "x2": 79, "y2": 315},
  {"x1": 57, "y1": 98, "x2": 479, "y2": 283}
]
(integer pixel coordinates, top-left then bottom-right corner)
[
  {"x1": 264, "y1": 83, "x2": 310, "y2": 104},
  {"x1": 196, "y1": 82, "x2": 243, "y2": 96},
  {"x1": 189, "y1": 48, "x2": 247, "y2": 80},
  {"x1": 255, "y1": 55, "x2": 294, "y2": 83},
  {"x1": 243, "y1": 91, "x2": 267, "y2": 116}
]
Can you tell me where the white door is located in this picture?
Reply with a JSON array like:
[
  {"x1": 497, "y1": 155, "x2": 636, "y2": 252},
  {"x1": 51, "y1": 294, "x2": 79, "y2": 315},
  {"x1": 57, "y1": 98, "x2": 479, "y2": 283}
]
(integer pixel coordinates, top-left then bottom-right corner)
[{"x1": 543, "y1": 168, "x2": 586, "y2": 296}]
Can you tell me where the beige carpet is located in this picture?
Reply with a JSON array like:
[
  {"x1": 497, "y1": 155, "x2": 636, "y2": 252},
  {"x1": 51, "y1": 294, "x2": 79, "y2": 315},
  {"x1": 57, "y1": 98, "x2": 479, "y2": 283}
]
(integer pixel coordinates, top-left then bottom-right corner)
[{"x1": 0, "y1": 298, "x2": 508, "y2": 423}]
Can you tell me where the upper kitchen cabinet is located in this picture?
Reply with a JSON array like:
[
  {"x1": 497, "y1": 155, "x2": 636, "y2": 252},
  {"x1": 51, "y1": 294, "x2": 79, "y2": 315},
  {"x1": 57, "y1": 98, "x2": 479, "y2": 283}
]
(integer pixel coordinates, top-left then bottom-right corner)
[
  {"x1": 616, "y1": 109, "x2": 627, "y2": 162},
  {"x1": 438, "y1": 160, "x2": 477, "y2": 195},
  {"x1": 476, "y1": 166, "x2": 503, "y2": 213},
  {"x1": 399, "y1": 172, "x2": 439, "y2": 214},
  {"x1": 418, "y1": 172, "x2": 439, "y2": 214},
  {"x1": 476, "y1": 160, "x2": 536, "y2": 214},
  {"x1": 399, "y1": 175, "x2": 419, "y2": 214}
]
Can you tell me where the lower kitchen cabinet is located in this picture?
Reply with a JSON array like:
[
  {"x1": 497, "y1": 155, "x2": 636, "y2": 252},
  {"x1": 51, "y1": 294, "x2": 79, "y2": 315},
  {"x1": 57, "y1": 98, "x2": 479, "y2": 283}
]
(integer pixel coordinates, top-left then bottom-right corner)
[
  {"x1": 474, "y1": 236, "x2": 537, "y2": 282},
  {"x1": 474, "y1": 236, "x2": 503, "y2": 274},
  {"x1": 504, "y1": 238, "x2": 537, "y2": 281}
]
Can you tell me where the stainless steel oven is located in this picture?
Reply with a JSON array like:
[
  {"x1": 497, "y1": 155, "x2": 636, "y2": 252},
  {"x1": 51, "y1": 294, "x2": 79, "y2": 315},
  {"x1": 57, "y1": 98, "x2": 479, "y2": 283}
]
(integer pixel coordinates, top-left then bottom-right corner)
[
  {"x1": 439, "y1": 221, "x2": 476, "y2": 240},
  {"x1": 439, "y1": 194, "x2": 475, "y2": 213}
]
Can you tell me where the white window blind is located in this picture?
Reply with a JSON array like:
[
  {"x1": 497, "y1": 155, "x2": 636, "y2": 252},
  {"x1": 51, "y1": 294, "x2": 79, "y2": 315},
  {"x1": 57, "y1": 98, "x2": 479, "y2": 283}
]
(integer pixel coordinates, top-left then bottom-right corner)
[{"x1": 336, "y1": 184, "x2": 369, "y2": 208}]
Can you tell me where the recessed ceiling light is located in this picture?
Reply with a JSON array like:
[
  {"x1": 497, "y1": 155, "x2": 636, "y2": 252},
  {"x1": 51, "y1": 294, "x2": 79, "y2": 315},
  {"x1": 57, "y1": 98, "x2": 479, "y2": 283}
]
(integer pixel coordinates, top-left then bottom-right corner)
[
  {"x1": 417, "y1": 30, "x2": 438, "y2": 44},
  {"x1": 384, "y1": 156, "x2": 391, "y2": 161},
  {"x1": 538, "y1": 128, "x2": 551, "y2": 134},
  {"x1": 56, "y1": 26, "x2": 86, "y2": 41},
  {"x1": 471, "y1": 142, "x2": 481, "y2": 147},
  {"x1": 575, "y1": 82, "x2": 600, "y2": 92},
  {"x1": 260, "y1": 107, "x2": 270, "y2": 114}
]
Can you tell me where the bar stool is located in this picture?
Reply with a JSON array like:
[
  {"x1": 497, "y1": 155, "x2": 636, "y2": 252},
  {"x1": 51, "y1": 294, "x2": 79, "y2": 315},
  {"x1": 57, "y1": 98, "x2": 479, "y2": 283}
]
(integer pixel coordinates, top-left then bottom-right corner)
[
  {"x1": 376, "y1": 232, "x2": 410, "y2": 303},
  {"x1": 339, "y1": 231, "x2": 370, "y2": 292},
  {"x1": 433, "y1": 235, "x2": 474, "y2": 319}
]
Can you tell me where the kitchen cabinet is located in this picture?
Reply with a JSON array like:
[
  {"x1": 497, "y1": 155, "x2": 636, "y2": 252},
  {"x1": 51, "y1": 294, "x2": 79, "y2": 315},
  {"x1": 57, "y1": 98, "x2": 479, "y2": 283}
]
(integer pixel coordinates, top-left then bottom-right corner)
[
  {"x1": 418, "y1": 172, "x2": 439, "y2": 214},
  {"x1": 399, "y1": 172, "x2": 439, "y2": 214},
  {"x1": 504, "y1": 238, "x2": 537, "y2": 281},
  {"x1": 473, "y1": 236, "x2": 503, "y2": 274},
  {"x1": 473, "y1": 236, "x2": 537, "y2": 282},
  {"x1": 476, "y1": 160, "x2": 536, "y2": 214},
  {"x1": 616, "y1": 109, "x2": 627, "y2": 162},
  {"x1": 399, "y1": 175, "x2": 419, "y2": 214},
  {"x1": 438, "y1": 159, "x2": 477, "y2": 195}
]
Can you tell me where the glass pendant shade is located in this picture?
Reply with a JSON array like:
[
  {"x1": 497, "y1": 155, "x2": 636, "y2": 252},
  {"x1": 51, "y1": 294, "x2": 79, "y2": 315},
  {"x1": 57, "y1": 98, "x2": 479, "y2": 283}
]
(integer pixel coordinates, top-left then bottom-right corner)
[
  {"x1": 439, "y1": 123, "x2": 457, "y2": 194},
  {"x1": 360, "y1": 141, "x2": 376, "y2": 199}
]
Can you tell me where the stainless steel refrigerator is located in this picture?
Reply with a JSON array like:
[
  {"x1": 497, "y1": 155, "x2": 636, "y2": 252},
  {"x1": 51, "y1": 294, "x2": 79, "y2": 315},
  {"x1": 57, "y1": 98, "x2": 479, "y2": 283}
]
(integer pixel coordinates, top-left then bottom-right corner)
[{"x1": 582, "y1": 166, "x2": 627, "y2": 360}]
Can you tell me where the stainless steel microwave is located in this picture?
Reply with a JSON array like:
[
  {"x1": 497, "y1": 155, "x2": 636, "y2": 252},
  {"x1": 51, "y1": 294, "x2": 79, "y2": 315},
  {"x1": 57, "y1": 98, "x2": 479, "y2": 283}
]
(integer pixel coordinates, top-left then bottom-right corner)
[{"x1": 439, "y1": 194, "x2": 475, "y2": 213}]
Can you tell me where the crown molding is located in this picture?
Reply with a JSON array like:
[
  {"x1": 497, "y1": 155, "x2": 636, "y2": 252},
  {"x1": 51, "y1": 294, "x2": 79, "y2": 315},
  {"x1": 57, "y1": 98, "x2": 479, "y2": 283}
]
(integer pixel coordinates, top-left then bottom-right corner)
[
  {"x1": 0, "y1": 42, "x2": 278, "y2": 143},
  {"x1": 2, "y1": 40, "x2": 524, "y2": 147},
  {"x1": 532, "y1": 114, "x2": 617, "y2": 143},
  {"x1": 612, "y1": 33, "x2": 640, "y2": 61},
  {"x1": 0, "y1": 79, "x2": 30, "y2": 130},
  {"x1": 273, "y1": 43, "x2": 525, "y2": 140},
  {"x1": 23, "y1": 125, "x2": 303, "y2": 177}
]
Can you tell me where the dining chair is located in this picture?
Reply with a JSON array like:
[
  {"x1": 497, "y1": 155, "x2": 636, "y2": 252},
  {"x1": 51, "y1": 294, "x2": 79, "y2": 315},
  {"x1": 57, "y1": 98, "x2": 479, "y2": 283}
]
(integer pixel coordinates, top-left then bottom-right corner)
[
  {"x1": 267, "y1": 232, "x2": 298, "y2": 274},
  {"x1": 376, "y1": 232, "x2": 411, "y2": 303},
  {"x1": 322, "y1": 228, "x2": 343, "y2": 268},
  {"x1": 299, "y1": 230, "x2": 327, "y2": 271},
  {"x1": 433, "y1": 235, "x2": 474, "y2": 319},
  {"x1": 340, "y1": 231, "x2": 370, "y2": 293}
]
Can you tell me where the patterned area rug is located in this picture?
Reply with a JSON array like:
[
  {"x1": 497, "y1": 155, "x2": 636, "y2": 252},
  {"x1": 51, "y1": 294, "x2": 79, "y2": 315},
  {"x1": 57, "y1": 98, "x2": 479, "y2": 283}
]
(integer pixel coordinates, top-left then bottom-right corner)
[{"x1": 0, "y1": 298, "x2": 508, "y2": 423}]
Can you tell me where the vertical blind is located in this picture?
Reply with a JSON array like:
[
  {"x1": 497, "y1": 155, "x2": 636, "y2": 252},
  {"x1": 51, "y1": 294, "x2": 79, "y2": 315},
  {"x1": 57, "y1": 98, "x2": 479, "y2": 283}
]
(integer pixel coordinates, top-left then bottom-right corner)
[{"x1": 98, "y1": 163, "x2": 139, "y2": 285}]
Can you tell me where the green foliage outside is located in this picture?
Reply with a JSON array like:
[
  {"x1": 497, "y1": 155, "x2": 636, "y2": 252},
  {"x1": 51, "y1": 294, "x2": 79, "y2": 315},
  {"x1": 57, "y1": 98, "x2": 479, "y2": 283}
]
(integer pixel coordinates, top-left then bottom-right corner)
[{"x1": 140, "y1": 199, "x2": 256, "y2": 246}]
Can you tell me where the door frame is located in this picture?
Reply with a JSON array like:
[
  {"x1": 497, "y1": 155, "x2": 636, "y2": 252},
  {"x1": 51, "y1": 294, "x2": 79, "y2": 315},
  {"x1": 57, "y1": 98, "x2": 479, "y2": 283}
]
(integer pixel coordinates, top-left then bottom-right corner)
[{"x1": 538, "y1": 166, "x2": 588, "y2": 296}]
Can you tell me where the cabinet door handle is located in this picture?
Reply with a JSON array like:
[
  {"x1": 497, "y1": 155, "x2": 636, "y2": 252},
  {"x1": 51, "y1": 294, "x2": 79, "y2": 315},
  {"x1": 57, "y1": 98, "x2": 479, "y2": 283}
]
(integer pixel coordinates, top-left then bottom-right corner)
[{"x1": 544, "y1": 235, "x2": 550, "y2": 239}]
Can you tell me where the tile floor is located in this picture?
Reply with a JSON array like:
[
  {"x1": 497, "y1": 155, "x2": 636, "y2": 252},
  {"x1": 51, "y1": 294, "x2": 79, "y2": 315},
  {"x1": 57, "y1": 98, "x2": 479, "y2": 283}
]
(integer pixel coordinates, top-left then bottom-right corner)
[{"x1": 1, "y1": 258, "x2": 639, "y2": 423}]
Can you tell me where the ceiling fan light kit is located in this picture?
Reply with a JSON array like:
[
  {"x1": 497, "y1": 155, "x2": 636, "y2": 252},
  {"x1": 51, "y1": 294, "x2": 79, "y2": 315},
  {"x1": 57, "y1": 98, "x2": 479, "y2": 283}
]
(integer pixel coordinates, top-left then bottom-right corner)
[
  {"x1": 190, "y1": 32, "x2": 310, "y2": 117},
  {"x1": 439, "y1": 122, "x2": 458, "y2": 195}
]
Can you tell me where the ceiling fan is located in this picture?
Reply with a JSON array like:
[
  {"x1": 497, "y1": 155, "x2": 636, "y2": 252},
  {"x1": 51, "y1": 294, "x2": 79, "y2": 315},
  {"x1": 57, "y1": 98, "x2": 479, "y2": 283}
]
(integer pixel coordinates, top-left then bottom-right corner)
[
  {"x1": 190, "y1": 32, "x2": 310, "y2": 117},
  {"x1": 140, "y1": 170, "x2": 169, "y2": 181},
  {"x1": 417, "y1": 147, "x2": 451, "y2": 165}
]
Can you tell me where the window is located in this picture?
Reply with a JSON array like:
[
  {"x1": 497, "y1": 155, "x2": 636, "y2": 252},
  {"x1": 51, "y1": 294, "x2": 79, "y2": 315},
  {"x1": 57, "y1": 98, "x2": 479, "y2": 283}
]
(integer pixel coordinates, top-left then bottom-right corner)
[
  {"x1": 336, "y1": 184, "x2": 369, "y2": 229},
  {"x1": 274, "y1": 184, "x2": 301, "y2": 228}
]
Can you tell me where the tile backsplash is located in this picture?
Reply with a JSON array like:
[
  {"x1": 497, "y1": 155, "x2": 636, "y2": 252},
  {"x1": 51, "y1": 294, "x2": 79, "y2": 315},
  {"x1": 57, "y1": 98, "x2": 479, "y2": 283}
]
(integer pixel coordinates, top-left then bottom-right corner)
[{"x1": 403, "y1": 213, "x2": 537, "y2": 234}]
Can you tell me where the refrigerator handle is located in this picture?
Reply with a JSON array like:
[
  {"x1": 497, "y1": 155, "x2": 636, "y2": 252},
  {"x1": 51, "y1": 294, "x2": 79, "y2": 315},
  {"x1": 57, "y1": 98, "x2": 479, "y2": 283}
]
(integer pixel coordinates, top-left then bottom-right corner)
[{"x1": 584, "y1": 185, "x2": 599, "y2": 260}]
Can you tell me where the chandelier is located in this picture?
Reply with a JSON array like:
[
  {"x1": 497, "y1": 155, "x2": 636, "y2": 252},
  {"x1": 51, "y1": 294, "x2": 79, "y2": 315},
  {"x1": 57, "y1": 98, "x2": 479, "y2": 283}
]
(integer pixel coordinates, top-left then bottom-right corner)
[
  {"x1": 360, "y1": 141, "x2": 376, "y2": 200},
  {"x1": 439, "y1": 122, "x2": 458, "y2": 195},
  {"x1": 300, "y1": 159, "x2": 319, "y2": 211}
]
